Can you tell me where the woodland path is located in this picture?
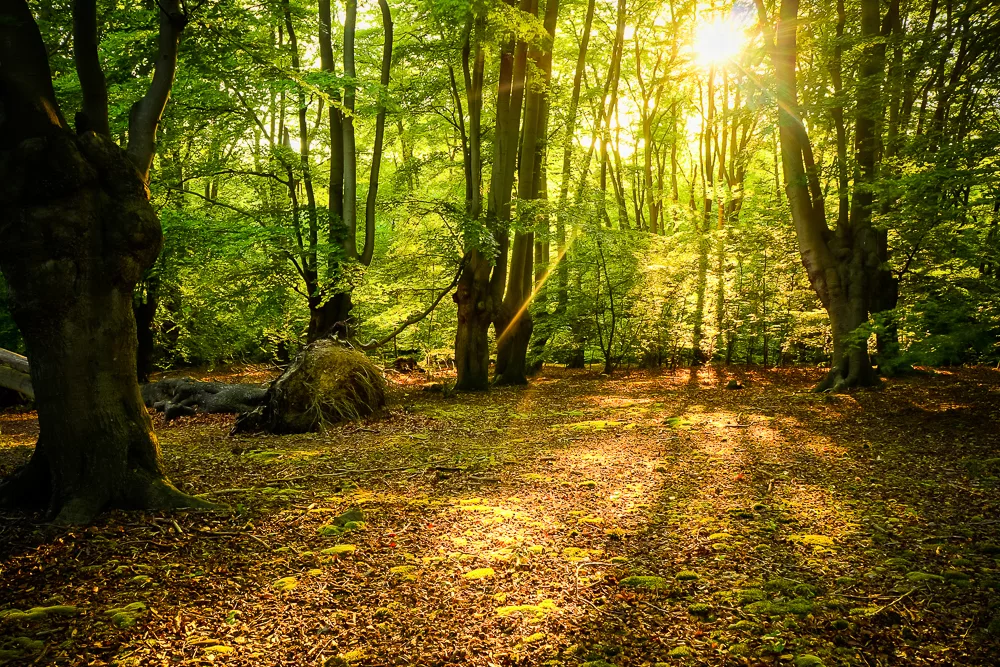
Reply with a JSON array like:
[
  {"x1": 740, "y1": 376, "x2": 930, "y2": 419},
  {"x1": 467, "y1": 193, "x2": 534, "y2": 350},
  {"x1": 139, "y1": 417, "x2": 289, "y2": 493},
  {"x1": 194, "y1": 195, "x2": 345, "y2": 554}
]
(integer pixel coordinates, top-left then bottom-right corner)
[{"x1": 1, "y1": 366, "x2": 998, "y2": 666}]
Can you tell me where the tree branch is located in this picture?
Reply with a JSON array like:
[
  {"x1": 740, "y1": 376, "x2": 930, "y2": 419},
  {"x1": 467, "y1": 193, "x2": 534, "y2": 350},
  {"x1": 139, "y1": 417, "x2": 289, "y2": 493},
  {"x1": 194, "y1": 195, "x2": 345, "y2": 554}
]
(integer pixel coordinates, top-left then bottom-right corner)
[
  {"x1": 0, "y1": 0, "x2": 68, "y2": 147},
  {"x1": 357, "y1": 258, "x2": 465, "y2": 351},
  {"x1": 73, "y1": 0, "x2": 110, "y2": 136},
  {"x1": 126, "y1": 0, "x2": 187, "y2": 181}
]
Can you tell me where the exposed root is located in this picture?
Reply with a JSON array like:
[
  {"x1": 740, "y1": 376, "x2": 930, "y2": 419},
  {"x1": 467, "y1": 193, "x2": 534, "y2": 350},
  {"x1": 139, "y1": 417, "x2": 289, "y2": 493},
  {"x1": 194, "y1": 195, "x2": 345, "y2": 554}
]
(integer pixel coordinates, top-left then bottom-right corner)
[{"x1": 1, "y1": 456, "x2": 225, "y2": 525}]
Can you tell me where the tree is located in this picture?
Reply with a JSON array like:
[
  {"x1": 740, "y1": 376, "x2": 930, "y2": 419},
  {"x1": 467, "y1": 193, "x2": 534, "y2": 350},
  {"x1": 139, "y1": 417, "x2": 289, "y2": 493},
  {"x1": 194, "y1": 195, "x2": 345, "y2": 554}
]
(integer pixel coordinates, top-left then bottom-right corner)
[
  {"x1": 757, "y1": 0, "x2": 888, "y2": 390},
  {"x1": 453, "y1": 0, "x2": 535, "y2": 391},
  {"x1": 0, "y1": 0, "x2": 215, "y2": 523}
]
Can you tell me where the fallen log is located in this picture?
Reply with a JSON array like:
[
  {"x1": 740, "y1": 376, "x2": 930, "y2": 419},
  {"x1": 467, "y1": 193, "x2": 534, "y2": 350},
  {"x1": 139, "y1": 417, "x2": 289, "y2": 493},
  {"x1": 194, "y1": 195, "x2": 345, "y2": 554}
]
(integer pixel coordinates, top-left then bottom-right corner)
[
  {"x1": 0, "y1": 347, "x2": 32, "y2": 400},
  {"x1": 141, "y1": 377, "x2": 268, "y2": 420}
]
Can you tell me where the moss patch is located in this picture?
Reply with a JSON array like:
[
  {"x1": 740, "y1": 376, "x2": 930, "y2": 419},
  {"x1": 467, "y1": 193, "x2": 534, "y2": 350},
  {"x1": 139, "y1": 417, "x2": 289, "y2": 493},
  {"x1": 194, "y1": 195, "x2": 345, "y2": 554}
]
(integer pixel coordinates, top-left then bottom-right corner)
[
  {"x1": 272, "y1": 577, "x2": 297, "y2": 591},
  {"x1": 619, "y1": 576, "x2": 669, "y2": 590},
  {"x1": 462, "y1": 568, "x2": 495, "y2": 580},
  {"x1": 496, "y1": 600, "x2": 559, "y2": 618}
]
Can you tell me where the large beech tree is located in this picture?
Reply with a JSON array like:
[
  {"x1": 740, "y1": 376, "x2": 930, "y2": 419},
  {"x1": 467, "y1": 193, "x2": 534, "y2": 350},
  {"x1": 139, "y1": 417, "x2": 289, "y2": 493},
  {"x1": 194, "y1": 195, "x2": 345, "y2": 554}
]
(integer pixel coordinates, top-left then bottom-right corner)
[
  {"x1": 757, "y1": 0, "x2": 890, "y2": 390},
  {"x1": 0, "y1": 0, "x2": 215, "y2": 523}
]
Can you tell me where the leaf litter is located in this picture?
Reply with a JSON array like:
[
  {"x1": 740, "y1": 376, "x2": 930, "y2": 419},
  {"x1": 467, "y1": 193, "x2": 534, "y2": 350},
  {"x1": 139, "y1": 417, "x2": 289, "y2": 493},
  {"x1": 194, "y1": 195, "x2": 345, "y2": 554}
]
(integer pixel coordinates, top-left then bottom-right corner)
[{"x1": 0, "y1": 366, "x2": 998, "y2": 665}]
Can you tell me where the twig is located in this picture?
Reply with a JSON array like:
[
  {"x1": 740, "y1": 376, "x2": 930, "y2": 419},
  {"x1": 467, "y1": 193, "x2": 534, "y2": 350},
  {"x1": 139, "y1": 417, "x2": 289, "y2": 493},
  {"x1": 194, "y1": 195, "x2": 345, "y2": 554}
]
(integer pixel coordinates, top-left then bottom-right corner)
[
  {"x1": 199, "y1": 487, "x2": 258, "y2": 496},
  {"x1": 872, "y1": 587, "x2": 915, "y2": 615},
  {"x1": 201, "y1": 530, "x2": 270, "y2": 549},
  {"x1": 577, "y1": 596, "x2": 622, "y2": 618},
  {"x1": 639, "y1": 599, "x2": 673, "y2": 614}
]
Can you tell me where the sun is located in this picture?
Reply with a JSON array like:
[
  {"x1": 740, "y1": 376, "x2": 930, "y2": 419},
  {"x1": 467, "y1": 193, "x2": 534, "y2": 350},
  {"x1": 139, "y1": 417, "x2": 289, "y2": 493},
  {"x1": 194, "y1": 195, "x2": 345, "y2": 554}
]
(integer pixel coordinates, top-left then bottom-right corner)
[{"x1": 692, "y1": 15, "x2": 747, "y2": 66}]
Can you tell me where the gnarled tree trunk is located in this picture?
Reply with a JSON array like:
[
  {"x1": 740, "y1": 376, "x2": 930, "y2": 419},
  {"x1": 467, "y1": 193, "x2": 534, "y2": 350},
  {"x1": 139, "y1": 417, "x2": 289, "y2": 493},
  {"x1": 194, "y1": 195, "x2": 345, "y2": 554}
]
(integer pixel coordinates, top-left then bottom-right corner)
[
  {"x1": 0, "y1": 132, "x2": 214, "y2": 523},
  {"x1": 0, "y1": 0, "x2": 215, "y2": 523}
]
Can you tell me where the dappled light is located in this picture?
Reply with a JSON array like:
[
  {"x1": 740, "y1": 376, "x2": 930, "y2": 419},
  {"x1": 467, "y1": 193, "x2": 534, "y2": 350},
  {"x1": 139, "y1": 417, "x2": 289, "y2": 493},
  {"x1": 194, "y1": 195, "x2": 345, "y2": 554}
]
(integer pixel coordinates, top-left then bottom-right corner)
[
  {"x1": 6, "y1": 366, "x2": 998, "y2": 664},
  {"x1": 0, "y1": 0, "x2": 998, "y2": 663}
]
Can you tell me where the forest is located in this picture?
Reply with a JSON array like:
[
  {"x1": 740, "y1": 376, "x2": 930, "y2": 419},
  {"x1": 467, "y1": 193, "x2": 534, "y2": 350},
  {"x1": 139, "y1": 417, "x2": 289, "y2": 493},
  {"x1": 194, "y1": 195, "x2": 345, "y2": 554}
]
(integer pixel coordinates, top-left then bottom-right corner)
[{"x1": 0, "y1": 0, "x2": 998, "y2": 665}]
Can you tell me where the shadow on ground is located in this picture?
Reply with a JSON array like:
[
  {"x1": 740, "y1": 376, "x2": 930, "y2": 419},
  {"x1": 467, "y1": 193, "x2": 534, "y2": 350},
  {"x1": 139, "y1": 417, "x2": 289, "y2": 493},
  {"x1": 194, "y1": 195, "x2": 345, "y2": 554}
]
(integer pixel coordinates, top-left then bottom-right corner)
[{"x1": 0, "y1": 366, "x2": 998, "y2": 666}]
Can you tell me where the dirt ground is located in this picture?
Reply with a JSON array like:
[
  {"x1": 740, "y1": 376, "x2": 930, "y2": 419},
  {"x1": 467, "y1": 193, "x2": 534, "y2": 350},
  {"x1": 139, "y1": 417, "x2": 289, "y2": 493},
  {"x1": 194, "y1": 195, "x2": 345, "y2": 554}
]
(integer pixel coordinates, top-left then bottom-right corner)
[{"x1": 1, "y1": 366, "x2": 999, "y2": 666}]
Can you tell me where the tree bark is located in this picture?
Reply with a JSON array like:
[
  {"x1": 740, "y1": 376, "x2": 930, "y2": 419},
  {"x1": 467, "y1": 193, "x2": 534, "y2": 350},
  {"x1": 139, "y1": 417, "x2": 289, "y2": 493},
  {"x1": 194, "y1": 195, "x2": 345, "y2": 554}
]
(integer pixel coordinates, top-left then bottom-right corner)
[
  {"x1": 0, "y1": 0, "x2": 216, "y2": 523},
  {"x1": 453, "y1": 0, "x2": 530, "y2": 391},
  {"x1": 313, "y1": 0, "x2": 350, "y2": 341},
  {"x1": 495, "y1": 0, "x2": 559, "y2": 386},
  {"x1": 758, "y1": 0, "x2": 882, "y2": 391}
]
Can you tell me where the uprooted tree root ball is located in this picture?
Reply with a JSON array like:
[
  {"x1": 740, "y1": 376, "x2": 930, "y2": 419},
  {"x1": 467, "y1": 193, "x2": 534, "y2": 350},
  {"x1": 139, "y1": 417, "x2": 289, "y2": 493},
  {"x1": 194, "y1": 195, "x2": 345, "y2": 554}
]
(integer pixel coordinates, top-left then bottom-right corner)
[{"x1": 232, "y1": 341, "x2": 386, "y2": 434}]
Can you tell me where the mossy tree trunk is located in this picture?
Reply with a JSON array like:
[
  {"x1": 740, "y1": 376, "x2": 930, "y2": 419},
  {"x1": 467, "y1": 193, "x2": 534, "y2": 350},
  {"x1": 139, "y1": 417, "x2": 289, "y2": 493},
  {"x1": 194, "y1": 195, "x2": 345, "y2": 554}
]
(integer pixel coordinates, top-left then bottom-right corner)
[{"x1": 0, "y1": 0, "x2": 215, "y2": 523}]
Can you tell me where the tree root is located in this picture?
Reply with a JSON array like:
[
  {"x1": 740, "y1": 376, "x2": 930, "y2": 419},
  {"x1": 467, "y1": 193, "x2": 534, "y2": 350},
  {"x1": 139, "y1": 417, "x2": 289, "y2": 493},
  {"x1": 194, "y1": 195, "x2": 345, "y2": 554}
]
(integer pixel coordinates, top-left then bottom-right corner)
[{"x1": 0, "y1": 457, "x2": 226, "y2": 525}]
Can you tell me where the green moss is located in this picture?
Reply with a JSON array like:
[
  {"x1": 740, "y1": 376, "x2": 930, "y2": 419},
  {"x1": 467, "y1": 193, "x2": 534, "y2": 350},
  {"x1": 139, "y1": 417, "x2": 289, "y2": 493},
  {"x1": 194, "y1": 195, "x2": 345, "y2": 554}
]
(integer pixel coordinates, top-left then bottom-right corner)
[
  {"x1": 988, "y1": 612, "x2": 1000, "y2": 637},
  {"x1": 789, "y1": 534, "x2": 835, "y2": 547},
  {"x1": 619, "y1": 576, "x2": 668, "y2": 590},
  {"x1": 272, "y1": 576, "x2": 297, "y2": 591},
  {"x1": 835, "y1": 577, "x2": 857, "y2": 586},
  {"x1": 727, "y1": 620, "x2": 760, "y2": 633},
  {"x1": 562, "y1": 547, "x2": 594, "y2": 561},
  {"x1": 245, "y1": 450, "x2": 282, "y2": 462},
  {"x1": 105, "y1": 602, "x2": 147, "y2": 629},
  {"x1": 905, "y1": 571, "x2": 944, "y2": 584},
  {"x1": 0, "y1": 605, "x2": 81, "y2": 622},
  {"x1": 794, "y1": 656, "x2": 824, "y2": 667},
  {"x1": 668, "y1": 645, "x2": 694, "y2": 657},
  {"x1": 675, "y1": 570, "x2": 699, "y2": 581},
  {"x1": 462, "y1": 568, "x2": 495, "y2": 580},
  {"x1": 687, "y1": 603, "x2": 711, "y2": 616},
  {"x1": 4, "y1": 637, "x2": 43, "y2": 653},
  {"x1": 521, "y1": 632, "x2": 546, "y2": 644},
  {"x1": 321, "y1": 545, "x2": 357, "y2": 555},
  {"x1": 496, "y1": 599, "x2": 559, "y2": 618},
  {"x1": 736, "y1": 588, "x2": 766, "y2": 604},
  {"x1": 580, "y1": 661, "x2": 616, "y2": 667},
  {"x1": 942, "y1": 569, "x2": 970, "y2": 581},
  {"x1": 744, "y1": 598, "x2": 814, "y2": 616},
  {"x1": 786, "y1": 598, "x2": 816, "y2": 615},
  {"x1": 884, "y1": 557, "x2": 912, "y2": 570}
]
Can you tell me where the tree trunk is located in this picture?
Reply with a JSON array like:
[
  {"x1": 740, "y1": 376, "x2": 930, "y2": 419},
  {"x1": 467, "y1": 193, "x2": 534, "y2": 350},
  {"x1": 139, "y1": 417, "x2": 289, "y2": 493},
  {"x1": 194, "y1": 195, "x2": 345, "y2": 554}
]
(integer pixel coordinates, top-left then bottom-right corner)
[
  {"x1": 0, "y1": 1, "x2": 217, "y2": 523},
  {"x1": 495, "y1": 0, "x2": 557, "y2": 386},
  {"x1": 453, "y1": 250, "x2": 493, "y2": 391},
  {"x1": 454, "y1": 0, "x2": 530, "y2": 390},
  {"x1": 0, "y1": 132, "x2": 215, "y2": 523},
  {"x1": 759, "y1": 0, "x2": 882, "y2": 391}
]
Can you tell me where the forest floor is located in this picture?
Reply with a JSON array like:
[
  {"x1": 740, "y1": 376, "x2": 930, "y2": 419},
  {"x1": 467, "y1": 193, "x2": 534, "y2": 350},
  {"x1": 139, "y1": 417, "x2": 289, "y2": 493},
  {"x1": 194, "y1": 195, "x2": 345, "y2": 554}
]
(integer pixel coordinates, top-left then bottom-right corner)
[{"x1": 1, "y1": 366, "x2": 999, "y2": 667}]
